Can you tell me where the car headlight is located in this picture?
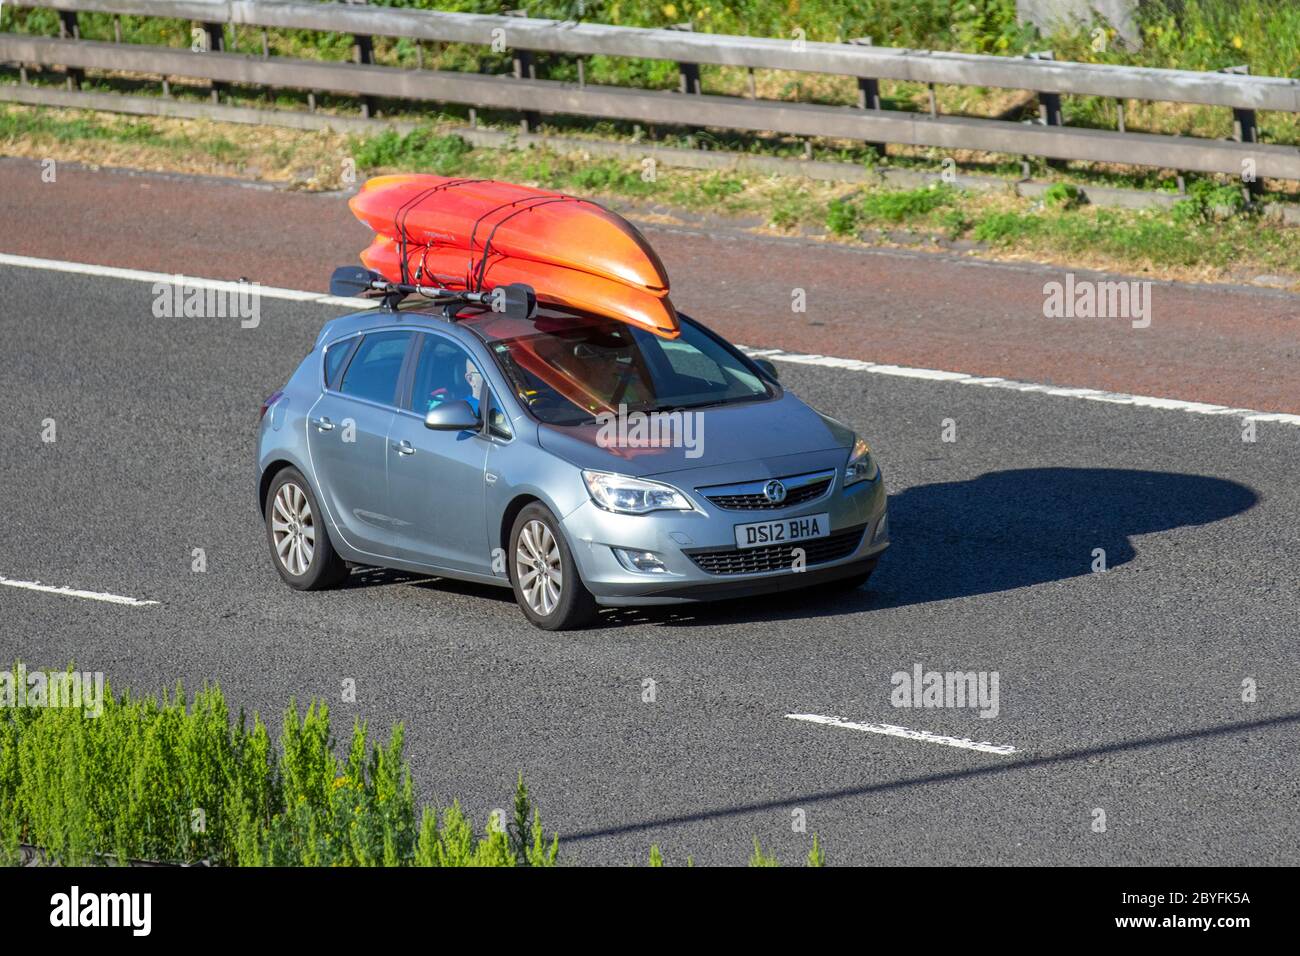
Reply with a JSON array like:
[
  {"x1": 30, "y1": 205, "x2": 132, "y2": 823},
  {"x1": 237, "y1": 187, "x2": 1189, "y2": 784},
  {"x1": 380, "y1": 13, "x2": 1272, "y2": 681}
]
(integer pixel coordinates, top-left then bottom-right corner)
[
  {"x1": 844, "y1": 436, "x2": 877, "y2": 487},
  {"x1": 582, "y1": 470, "x2": 694, "y2": 515}
]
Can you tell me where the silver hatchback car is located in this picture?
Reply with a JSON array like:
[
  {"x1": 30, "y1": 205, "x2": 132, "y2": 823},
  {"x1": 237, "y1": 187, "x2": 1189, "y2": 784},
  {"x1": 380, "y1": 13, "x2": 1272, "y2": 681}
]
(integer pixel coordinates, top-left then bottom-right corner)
[{"x1": 257, "y1": 301, "x2": 889, "y2": 629}]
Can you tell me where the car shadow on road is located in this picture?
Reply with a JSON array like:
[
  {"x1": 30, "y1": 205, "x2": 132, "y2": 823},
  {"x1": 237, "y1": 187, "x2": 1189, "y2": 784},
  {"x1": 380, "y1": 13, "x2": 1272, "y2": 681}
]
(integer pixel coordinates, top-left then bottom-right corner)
[
  {"x1": 556, "y1": 708, "x2": 1300, "y2": 845},
  {"x1": 595, "y1": 467, "x2": 1257, "y2": 629}
]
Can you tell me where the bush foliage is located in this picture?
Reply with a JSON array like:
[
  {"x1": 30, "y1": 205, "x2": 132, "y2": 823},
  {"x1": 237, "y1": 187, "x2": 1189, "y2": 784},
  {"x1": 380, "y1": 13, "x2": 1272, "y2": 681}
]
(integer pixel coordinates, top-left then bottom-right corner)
[{"x1": 0, "y1": 673, "x2": 556, "y2": 867}]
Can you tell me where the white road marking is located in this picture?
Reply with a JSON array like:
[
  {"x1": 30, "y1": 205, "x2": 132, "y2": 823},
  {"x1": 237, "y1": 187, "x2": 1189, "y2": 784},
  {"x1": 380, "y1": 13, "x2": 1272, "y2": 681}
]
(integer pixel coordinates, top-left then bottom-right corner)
[
  {"x1": 0, "y1": 574, "x2": 159, "y2": 607},
  {"x1": 0, "y1": 252, "x2": 372, "y2": 308},
  {"x1": 1, "y1": 252, "x2": 1294, "y2": 425},
  {"x1": 742, "y1": 346, "x2": 1300, "y2": 427},
  {"x1": 786, "y1": 713, "x2": 1019, "y2": 756}
]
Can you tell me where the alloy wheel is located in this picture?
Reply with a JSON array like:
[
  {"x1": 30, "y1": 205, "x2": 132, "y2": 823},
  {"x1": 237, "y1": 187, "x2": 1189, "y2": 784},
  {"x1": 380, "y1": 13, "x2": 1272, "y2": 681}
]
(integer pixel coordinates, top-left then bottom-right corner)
[
  {"x1": 271, "y1": 481, "x2": 316, "y2": 576},
  {"x1": 516, "y1": 519, "x2": 563, "y2": 616}
]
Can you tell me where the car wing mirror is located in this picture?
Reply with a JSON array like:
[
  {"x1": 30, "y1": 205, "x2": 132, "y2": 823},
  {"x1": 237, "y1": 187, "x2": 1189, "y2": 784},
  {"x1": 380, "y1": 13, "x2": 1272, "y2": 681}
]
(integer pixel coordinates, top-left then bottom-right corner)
[
  {"x1": 754, "y1": 358, "x2": 780, "y2": 382},
  {"x1": 424, "y1": 400, "x2": 481, "y2": 432}
]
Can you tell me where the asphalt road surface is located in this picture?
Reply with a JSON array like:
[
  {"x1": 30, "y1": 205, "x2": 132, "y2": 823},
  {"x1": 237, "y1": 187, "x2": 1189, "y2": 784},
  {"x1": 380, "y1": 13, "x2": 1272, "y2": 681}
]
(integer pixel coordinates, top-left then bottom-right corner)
[{"x1": 3, "y1": 261, "x2": 1297, "y2": 866}]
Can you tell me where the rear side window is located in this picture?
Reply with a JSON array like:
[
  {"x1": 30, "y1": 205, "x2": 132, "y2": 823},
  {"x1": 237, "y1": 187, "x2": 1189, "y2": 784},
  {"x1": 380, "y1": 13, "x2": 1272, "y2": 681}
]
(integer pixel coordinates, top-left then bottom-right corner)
[
  {"x1": 324, "y1": 338, "x2": 358, "y2": 390},
  {"x1": 338, "y1": 331, "x2": 413, "y2": 407}
]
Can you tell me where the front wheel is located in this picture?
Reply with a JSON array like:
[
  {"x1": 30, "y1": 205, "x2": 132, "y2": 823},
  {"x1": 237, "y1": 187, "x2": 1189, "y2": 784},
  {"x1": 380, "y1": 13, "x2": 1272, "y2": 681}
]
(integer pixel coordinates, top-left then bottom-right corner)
[
  {"x1": 264, "y1": 467, "x2": 348, "y2": 590},
  {"x1": 509, "y1": 504, "x2": 598, "y2": 630}
]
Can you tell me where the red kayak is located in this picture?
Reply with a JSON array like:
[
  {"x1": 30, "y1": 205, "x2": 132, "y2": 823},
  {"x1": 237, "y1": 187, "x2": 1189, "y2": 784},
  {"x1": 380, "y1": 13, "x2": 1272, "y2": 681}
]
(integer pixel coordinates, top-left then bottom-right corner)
[
  {"x1": 349, "y1": 174, "x2": 670, "y2": 296},
  {"x1": 360, "y1": 234, "x2": 679, "y2": 339}
]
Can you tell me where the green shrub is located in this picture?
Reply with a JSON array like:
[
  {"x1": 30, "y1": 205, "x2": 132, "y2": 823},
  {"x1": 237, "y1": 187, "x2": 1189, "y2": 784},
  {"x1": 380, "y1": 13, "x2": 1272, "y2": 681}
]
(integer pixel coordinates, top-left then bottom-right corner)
[
  {"x1": 748, "y1": 837, "x2": 780, "y2": 867},
  {"x1": 1171, "y1": 178, "x2": 1248, "y2": 223},
  {"x1": 567, "y1": 159, "x2": 651, "y2": 194},
  {"x1": 351, "y1": 128, "x2": 471, "y2": 173},
  {"x1": 1043, "y1": 182, "x2": 1083, "y2": 210},
  {"x1": 971, "y1": 210, "x2": 1042, "y2": 243},
  {"x1": 3, "y1": 667, "x2": 838, "y2": 867},
  {"x1": 826, "y1": 195, "x2": 862, "y2": 236},
  {"x1": 0, "y1": 670, "x2": 554, "y2": 867},
  {"x1": 860, "y1": 184, "x2": 955, "y2": 223},
  {"x1": 698, "y1": 172, "x2": 745, "y2": 201}
]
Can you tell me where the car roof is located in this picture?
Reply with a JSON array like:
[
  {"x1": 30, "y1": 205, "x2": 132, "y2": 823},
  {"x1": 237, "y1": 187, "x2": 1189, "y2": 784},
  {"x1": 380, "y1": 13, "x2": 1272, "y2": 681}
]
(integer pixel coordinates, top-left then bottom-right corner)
[{"x1": 316, "y1": 300, "x2": 675, "y2": 350}]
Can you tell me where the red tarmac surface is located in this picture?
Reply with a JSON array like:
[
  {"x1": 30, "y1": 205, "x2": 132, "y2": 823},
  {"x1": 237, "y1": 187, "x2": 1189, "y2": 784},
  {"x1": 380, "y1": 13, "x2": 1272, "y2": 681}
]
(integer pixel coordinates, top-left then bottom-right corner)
[{"x1": 2, "y1": 158, "x2": 1296, "y2": 413}]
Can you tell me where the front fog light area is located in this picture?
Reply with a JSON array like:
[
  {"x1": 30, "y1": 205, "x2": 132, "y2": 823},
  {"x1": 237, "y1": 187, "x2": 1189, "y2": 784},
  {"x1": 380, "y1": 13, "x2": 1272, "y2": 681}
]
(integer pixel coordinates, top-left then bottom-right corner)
[{"x1": 613, "y1": 548, "x2": 670, "y2": 573}]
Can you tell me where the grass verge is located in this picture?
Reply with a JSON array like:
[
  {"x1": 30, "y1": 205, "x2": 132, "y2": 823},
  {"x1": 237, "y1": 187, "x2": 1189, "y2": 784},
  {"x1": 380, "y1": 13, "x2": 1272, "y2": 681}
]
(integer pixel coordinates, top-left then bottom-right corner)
[{"x1": 3, "y1": 104, "x2": 1297, "y2": 286}]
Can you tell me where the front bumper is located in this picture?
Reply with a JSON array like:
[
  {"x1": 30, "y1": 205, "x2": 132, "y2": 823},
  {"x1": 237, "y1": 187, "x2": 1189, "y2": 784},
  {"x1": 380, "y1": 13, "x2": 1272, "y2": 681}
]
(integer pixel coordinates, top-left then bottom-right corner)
[{"x1": 562, "y1": 468, "x2": 889, "y2": 607}]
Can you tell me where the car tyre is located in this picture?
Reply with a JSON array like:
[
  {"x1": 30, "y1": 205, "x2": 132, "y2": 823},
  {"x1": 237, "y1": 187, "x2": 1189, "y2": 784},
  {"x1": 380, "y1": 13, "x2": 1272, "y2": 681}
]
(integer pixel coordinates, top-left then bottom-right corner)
[
  {"x1": 265, "y1": 467, "x2": 348, "y2": 590},
  {"x1": 509, "y1": 503, "x2": 598, "y2": 630}
]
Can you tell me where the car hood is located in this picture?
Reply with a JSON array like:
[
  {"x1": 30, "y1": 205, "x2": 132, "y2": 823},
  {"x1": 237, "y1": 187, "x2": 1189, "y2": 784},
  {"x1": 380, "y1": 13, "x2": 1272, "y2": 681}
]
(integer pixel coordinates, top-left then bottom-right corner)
[{"x1": 536, "y1": 394, "x2": 855, "y2": 478}]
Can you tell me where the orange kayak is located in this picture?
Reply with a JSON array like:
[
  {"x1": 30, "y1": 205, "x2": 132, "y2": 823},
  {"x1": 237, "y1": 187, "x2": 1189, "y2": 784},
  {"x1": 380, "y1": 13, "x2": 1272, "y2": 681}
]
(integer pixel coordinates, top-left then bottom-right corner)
[
  {"x1": 349, "y1": 174, "x2": 669, "y2": 295},
  {"x1": 360, "y1": 234, "x2": 679, "y2": 339}
]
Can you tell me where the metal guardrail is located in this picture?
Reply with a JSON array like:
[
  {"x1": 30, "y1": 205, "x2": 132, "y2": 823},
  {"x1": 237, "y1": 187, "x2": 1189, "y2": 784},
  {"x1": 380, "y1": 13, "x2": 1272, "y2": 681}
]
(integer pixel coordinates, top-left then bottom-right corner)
[{"x1": 3, "y1": 0, "x2": 1299, "y2": 181}]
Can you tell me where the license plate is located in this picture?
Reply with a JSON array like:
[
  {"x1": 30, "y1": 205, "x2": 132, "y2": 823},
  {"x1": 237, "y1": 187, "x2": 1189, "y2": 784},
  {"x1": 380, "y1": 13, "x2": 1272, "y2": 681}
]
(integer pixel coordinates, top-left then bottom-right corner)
[{"x1": 734, "y1": 513, "x2": 830, "y2": 549}]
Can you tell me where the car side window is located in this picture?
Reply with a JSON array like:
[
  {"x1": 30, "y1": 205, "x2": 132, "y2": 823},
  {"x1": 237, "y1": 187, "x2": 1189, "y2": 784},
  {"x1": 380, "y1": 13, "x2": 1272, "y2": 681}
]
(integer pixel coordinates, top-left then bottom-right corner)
[
  {"x1": 407, "y1": 334, "x2": 486, "y2": 420},
  {"x1": 323, "y1": 337, "x2": 358, "y2": 390},
  {"x1": 338, "y1": 331, "x2": 413, "y2": 407}
]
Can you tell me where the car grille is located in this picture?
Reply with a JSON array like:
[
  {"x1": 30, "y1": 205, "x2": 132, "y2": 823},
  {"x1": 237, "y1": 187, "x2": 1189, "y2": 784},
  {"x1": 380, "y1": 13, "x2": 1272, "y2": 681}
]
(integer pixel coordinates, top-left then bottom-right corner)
[
  {"x1": 685, "y1": 525, "x2": 867, "y2": 576},
  {"x1": 700, "y1": 472, "x2": 834, "y2": 511}
]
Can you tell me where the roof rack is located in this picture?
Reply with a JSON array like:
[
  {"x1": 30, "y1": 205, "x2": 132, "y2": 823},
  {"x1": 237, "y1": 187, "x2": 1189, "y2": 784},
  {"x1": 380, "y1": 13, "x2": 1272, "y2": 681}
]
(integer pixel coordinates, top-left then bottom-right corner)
[{"x1": 329, "y1": 266, "x2": 537, "y2": 320}]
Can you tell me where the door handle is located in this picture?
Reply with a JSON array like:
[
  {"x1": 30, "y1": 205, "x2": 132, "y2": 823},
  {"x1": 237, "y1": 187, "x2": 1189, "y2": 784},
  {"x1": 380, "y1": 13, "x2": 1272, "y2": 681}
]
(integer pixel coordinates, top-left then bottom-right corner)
[
  {"x1": 392, "y1": 439, "x2": 415, "y2": 456},
  {"x1": 313, "y1": 416, "x2": 334, "y2": 432}
]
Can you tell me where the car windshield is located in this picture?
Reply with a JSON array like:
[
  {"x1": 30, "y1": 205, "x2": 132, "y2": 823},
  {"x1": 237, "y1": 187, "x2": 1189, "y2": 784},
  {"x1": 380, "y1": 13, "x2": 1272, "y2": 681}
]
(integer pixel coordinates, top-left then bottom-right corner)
[{"x1": 464, "y1": 310, "x2": 772, "y2": 425}]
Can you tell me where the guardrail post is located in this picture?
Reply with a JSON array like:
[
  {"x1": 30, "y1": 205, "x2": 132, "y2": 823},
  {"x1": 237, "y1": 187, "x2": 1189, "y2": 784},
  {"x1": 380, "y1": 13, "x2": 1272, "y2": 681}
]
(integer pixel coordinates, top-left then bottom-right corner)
[
  {"x1": 846, "y1": 38, "x2": 886, "y2": 157},
  {"x1": 200, "y1": 22, "x2": 226, "y2": 103},
  {"x1": 504, "y1": 9, "x2": 540, "y2": 133},
  {"x1": 1029, "y1": 51, "x2": 1064, "y2": 169},
  {"x1": 353, "y1": 34, "x2": 377, "y2": 118},
  {"x1": 1029, "y1": 51, "x2": 1063, "y2": 126},
  {"x1": 57, "y1": 10, "x2": 83, "y2": 90},
  {"x1": 667, "y1": 23, "x2": 701, "y2": 95},
  {"x1": 512, "y1": 48, "x2": 540, "y2": 132},
  {"x1": 1220, "y1": 66, "x2": 1261, "y2": 199}
]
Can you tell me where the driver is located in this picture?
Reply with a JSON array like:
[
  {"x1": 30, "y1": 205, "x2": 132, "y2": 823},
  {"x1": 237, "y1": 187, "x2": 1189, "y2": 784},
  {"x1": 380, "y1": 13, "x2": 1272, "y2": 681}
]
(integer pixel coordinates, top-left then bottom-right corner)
[{"x1": 424, "y1": 359, "x2": 483, "y2": 417}]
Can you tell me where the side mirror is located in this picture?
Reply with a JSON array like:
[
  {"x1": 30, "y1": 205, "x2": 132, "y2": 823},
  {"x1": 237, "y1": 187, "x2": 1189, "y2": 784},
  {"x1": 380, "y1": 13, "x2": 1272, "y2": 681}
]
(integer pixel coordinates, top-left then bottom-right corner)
[
  {"x1": 754, "y1": 358, "x2": 780, "y2": 382},
  {"x1": 424, "y1": 400, "x2": 481, "y2": 432}
]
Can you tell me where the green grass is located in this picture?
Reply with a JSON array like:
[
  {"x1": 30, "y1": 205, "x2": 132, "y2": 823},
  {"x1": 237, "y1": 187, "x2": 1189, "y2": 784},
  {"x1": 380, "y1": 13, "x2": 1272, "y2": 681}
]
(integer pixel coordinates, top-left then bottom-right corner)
[{"x1": 859, "y1": 183, "x2": 957, "y2": 223}]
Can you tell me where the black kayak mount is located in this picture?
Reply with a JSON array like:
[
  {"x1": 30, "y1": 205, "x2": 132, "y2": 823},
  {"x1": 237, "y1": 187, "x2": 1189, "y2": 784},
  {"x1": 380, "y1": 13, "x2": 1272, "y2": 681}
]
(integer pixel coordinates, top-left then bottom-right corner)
[{"x1": 329, "y1": 266, "x2": 537, "y2": 320}]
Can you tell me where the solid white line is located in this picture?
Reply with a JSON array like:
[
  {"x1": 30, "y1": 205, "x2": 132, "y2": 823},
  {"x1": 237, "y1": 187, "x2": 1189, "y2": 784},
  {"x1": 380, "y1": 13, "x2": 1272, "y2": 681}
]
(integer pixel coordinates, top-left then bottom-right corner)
[
  {"x1": 786, "y1": 713, "x2": 1019, "y2": 756},
  {"x1": 0, "y1": 574, "x2": 159, "y2": 607},
  {"x1": 742, "y1": 346, "x2": 1300, "y2": 427},
  {"x1": 1, "y1": 251, "x2": 1293, "y2": 425},
  {"x1": 0, "y1": 252, "x2": 372, "y2": 308}
]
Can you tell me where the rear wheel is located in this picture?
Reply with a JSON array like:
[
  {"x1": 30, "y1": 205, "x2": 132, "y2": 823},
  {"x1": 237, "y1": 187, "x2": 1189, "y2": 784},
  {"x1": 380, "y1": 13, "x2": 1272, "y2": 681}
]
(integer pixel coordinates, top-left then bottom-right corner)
[
  {"x1": 264, "y1": 467, "x2": 348, "y2": 590},
  {"x1": 509, "y1": 504, "x2": 597, "y2": 630}
]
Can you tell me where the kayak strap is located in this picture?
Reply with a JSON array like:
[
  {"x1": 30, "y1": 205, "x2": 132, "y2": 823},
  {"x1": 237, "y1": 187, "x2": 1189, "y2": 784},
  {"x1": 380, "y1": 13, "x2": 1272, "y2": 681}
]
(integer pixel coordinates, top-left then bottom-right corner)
[
  {"x1": 467, "y1": 194, "x2": 593, "y2": 292},
  {"x1": 391, "y1": 178, "x2": 486, "y2": 285}
]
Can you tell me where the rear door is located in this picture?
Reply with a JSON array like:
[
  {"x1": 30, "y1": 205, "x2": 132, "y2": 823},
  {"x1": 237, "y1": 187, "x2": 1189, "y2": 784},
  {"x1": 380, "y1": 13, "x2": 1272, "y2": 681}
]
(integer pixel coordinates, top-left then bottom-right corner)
[
  {"x1": 307, "y1": 330, "x2": 414, "y2": 556},
  {"x1": 385, "y1": 332, "x2": 492, "y2": 572}
]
